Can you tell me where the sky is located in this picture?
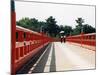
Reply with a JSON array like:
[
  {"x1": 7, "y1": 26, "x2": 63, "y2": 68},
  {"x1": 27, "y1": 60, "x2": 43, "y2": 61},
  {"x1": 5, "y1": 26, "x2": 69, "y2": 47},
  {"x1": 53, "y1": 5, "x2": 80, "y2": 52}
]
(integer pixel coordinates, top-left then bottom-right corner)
[{"x1": 15, "y1": 1, "x2": 95, "y2": 28}]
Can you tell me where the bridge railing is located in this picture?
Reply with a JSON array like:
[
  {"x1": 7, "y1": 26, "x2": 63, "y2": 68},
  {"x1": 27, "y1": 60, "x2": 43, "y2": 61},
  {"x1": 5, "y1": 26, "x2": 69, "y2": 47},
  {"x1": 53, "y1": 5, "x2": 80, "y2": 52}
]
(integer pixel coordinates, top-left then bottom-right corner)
[
  {"x1": 66, "y1": 33, "x2": 96, "y2": 46},
  {"x1": 15, "y1": 26, "x2": 53, "y2": 73},
  {"x1": 11, "y1": 0, "x2": 53, "y2": 74}
]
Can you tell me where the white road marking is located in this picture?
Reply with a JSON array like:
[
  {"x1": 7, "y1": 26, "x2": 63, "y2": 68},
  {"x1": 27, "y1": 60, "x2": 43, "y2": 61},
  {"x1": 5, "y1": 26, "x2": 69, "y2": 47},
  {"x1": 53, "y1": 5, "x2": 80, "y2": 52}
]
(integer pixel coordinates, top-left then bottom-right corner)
[
  {"x1": 43, "y1": 43, "x2": 53, "y2": 72},
  {"x1": 28, "y1": 44, "x2": 51, "y2": 74},
  {"x1": 28, "y1": 42, "x2": 95, "y2": 73}
]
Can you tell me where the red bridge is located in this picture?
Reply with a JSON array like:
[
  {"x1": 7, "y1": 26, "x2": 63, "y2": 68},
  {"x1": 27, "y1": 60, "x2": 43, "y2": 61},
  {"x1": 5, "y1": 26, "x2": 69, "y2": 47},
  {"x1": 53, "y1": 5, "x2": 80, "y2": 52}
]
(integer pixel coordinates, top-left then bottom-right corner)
[
  {"x1": 11, "y1": 0, "x2": 96, "y2": 74},
  {"x1": 11, "y1": 25, "x2": 96, "y2": 74}
]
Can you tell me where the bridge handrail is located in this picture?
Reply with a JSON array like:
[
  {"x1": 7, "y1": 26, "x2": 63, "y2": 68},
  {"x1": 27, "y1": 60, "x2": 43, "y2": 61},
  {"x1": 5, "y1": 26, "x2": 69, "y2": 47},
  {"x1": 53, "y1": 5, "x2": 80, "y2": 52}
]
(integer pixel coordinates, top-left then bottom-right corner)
[{"x1": 66, "y1": 33, "x2": 96, "y2": 46}]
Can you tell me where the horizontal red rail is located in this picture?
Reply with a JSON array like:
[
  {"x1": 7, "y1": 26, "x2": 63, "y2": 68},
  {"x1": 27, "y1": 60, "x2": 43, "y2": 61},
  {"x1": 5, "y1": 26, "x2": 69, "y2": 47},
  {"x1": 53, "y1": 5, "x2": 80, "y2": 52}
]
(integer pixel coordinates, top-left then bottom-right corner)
[
  {"x1": 66, "y1": 33, "x2": 96, "y2": 46},
  {"x1": 14, "y1": 26, "x2": 53, "y2": 74}
]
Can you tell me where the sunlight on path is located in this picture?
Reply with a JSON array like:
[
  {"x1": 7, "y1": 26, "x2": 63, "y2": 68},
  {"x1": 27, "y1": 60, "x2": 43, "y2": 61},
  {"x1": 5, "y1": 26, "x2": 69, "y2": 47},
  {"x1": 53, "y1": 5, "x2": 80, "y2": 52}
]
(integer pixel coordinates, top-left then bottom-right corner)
[{"x1": 54, "y1": 42, "x2": 95, "y2": 71}]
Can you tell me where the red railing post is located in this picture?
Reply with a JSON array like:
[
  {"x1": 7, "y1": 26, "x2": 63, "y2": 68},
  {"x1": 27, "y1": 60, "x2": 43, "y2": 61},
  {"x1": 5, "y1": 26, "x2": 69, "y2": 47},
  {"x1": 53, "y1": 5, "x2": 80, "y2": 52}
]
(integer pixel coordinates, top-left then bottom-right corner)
[
  {"x1": 66, "y1": 33, "x2": 96, "y2": 47},
  {"x1": 11, "y1": 0, "x2": 16, "y2": 74}
]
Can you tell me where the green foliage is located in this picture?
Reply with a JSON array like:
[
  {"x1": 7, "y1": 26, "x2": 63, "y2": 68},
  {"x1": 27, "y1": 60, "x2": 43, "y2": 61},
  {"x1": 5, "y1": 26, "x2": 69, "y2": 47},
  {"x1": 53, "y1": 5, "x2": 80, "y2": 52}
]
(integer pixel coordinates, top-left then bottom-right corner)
[
  {"x1": 46, "y1": 16, "x2": 60, "y2": 37},
  {"x1": 75, "y1": 18, "x2": 84, "y2": 34},
  {"x1": 16, "y1": 17, "x2": 96, "y2": 38},
  {"x1": 75, "y1": 18, "x2": 84, "y2": 26},
  {"x1": 16, "y1": 17, "x2": 31, "y2": 28},
  {"x1": 72, "y1": 18, "x2": 95, "y2": 35},
  {"x1": 16, "y1": 17, "x2": 46, "y2": 32},
  {"x1": 59, "y1": 25, "x2": 72, "y2": 37},
  {"x1": 71, "y1": 28, "x2": 80, "y2": 35},
  {"x1": 83, "y1": 24, "x2": 96, "y2": 33}
]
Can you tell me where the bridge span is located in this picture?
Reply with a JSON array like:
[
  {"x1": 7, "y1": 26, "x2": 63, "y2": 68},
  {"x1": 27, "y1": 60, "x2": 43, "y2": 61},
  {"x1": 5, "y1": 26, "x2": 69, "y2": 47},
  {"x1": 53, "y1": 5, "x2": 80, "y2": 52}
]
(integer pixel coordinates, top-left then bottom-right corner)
[{"x1": 16, "y1": 42, "x2": 95, "y2": 74}]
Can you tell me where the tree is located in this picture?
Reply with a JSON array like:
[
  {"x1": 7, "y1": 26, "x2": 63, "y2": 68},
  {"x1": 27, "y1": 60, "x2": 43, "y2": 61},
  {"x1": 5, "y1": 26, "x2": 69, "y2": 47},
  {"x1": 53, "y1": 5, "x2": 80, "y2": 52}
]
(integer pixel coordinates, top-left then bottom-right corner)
[
  {"x1": 76, "y1": 18, "x2": 84, "y2": 25},
  {"x1": 64, "y1": 26, "x2": 73, "y2": 36},
  {"x1": 16, "y1": 17, "x2": 46, "y2": 32},
  {"x1": 16, "y1": 17, "x2": 31, "y2": 28},
  {"x1": 16, "y1": 17, "x2": 96, "y2": 38},
  {"x1": 46, "y1": 16, "x2": 59, "y2": 37},
  {"x1": 83, "y1": 24, "x2": 96, "y2": 33},
  {"x1": 72, "y1": 18, "x2": 96, "y2": 35},
  {"x1": 59, "y1": 25, "x2": 72, "y2": 36},
  {"x1": 75, "y1": 18, "x2": 84, "y2": 34}
]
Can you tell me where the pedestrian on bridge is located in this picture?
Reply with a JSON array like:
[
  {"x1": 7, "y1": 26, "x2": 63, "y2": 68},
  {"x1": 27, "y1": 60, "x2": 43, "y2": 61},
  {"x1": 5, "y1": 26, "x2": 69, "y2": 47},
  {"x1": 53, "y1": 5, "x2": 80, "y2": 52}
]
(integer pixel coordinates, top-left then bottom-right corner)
[
  {"x1": 61, "y1": 36, "x2": 63, "y2": 43},
  {"x1": 64, "y1": 35, "x2": 66, "y2": 43},
  {"x1": 60, "y1": 35, "x2": 66, "y2": 43},
  {"x1": 60, "y1": 31, "x2": 66, "y2": 43}
]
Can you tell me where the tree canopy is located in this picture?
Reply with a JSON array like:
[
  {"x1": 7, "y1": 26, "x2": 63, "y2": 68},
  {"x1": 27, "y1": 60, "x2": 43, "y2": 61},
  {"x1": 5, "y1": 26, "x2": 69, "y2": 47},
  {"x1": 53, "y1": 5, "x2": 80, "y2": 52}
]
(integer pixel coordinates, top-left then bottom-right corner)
[
  {"x1": 71, "y1": 18, "x2": 95, "y2": 35},
  {"x1": 16, "y1": 17, "x2": 96, "y2": 38}
]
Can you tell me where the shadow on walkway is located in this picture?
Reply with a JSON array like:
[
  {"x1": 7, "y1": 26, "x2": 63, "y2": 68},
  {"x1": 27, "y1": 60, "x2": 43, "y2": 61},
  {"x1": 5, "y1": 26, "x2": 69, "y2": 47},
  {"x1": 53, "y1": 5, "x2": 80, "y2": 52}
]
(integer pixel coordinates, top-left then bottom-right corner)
[
  {"x1": 32, "y1": 43, "x2": 51, "y2": 73},
  {"x1": 16, "y1": 44, "x2": 50, "y2": 74},
  {"x1": 50, "y1": 43, "x2": 56, "y2": 72},
  {"x1": 32, "y1": 43, "x2": 56, "y2": 73}
]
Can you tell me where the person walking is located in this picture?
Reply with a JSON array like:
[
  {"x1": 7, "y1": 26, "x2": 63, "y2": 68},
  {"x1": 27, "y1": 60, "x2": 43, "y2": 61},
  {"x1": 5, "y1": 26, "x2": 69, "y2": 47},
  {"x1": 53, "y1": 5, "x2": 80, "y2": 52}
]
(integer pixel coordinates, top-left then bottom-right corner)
[
  {"x1": 60, "y1": 31, "x2": 65, "y2": 43},
  {"x1": 60, "y1": 36, "x2": 63, "y2": 43},
  {"x1": 63, "y1": 35, "x2": 66, "y2": 43}
]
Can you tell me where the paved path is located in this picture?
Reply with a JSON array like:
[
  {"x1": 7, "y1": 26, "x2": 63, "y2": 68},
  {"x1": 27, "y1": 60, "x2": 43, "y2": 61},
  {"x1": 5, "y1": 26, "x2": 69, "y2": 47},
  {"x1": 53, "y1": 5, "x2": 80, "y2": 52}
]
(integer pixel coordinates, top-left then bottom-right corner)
[{"x1": 28, "y1": 42, "x2": 95, "y2": 73}]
